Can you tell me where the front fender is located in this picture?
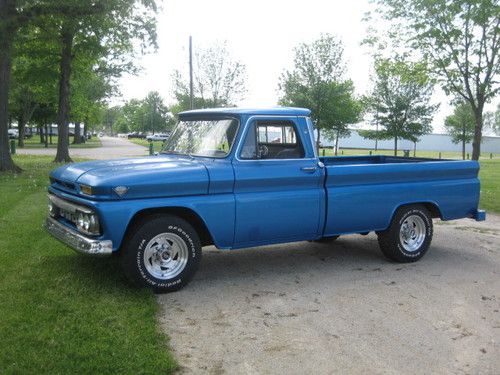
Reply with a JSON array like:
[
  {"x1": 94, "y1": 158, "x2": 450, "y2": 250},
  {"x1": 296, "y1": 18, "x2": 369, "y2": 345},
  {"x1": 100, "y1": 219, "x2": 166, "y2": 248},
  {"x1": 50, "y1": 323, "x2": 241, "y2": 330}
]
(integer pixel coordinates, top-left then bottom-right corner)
[{"x1": 48, "y1": 187, "x2": 235, "y2": 251}]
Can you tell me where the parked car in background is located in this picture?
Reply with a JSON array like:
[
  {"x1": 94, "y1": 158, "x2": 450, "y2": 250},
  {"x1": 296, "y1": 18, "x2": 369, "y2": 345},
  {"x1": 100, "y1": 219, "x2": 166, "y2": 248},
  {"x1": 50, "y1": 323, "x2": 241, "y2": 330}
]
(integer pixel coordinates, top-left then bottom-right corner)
[
  {"x1": 46, "y1": 107, "x2": 485, "y2": 293},
  {"x1": 146, "y1": 133, "x2": 170, "y2": 142},
  {"x1": 8, "y1": 129, "x2": 18, "y2": 139},
  {"x1": 127, "y1": 132, "x2": 146, "y2": 139}
]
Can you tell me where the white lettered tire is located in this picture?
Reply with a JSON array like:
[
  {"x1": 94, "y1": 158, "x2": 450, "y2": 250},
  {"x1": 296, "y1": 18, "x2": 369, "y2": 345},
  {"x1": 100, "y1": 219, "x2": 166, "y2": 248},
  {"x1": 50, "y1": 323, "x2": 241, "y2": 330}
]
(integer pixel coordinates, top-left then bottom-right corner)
[
  {"x1": 377, "y1": 205, "x2": 433, "y2": 262},
  {"x1": 120, "y1": 215, "x2": 202, "y2": 292}
]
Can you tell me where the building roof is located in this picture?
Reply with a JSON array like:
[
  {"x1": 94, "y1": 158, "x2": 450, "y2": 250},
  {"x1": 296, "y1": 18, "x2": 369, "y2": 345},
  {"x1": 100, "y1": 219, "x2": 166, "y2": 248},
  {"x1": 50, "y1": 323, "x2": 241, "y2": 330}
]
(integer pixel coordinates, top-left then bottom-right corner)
[{"x1": 178, "y1": 107, "x2": 311, "y2": 117}]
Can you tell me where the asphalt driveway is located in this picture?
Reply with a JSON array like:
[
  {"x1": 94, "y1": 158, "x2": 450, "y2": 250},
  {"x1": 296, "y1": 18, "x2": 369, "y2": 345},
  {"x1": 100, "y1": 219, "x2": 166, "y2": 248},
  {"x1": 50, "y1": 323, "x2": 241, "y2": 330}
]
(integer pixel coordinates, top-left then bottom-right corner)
[{"x1": 158, "y1": 215, "x2": 500, "y2": 374}]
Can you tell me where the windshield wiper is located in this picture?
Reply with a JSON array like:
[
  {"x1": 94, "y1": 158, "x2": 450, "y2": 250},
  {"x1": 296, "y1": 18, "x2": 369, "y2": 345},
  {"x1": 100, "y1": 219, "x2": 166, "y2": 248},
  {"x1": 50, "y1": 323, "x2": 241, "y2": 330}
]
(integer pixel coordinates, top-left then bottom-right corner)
[
  {"x1": 160, "y1": 150, "x2": 186, "y2": 155},
  {"x1": 160, "y1": 150, "x2": 194, "y2": 159}
]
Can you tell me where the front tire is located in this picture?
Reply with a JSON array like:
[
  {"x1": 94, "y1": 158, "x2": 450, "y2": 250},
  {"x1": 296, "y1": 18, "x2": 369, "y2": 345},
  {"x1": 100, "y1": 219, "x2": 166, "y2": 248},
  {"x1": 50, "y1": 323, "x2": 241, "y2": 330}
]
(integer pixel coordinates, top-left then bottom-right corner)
[
  {"x1": 377, "y1": 205, "x2": 433, "y2": 263},
  {"x1": 120, "y1": 215, "x2": 202, "y2": 292}
]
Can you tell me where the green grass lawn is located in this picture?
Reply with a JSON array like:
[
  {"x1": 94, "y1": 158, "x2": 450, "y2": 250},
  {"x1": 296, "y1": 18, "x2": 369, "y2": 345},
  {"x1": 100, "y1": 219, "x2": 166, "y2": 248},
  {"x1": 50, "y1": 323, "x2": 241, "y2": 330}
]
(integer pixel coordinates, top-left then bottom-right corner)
[
  {"x1": 128, "y1": 138, "x2": 164, "y2": 153},
  {"x1": 20, "y1": 136, "x2": 102, "y2": 149},
  {"x1": 0, "y1": 155, "x2": 176, "y2": 374},
  {"x1": 479, "y1": 159, "x2": 500, "y2": 213}
]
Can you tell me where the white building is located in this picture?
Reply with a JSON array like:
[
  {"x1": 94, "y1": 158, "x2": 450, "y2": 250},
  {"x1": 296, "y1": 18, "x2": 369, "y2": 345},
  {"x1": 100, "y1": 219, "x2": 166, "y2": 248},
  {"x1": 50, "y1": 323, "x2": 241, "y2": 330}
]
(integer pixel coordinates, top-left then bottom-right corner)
[{"x1": 320, "y1": 130, "x2": 500, "y2": 154}]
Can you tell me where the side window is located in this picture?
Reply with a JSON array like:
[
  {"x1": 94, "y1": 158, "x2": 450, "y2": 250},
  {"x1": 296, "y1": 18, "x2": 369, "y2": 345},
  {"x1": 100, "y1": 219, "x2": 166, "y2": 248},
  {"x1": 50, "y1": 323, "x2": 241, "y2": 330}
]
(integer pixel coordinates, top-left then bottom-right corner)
[{"x1": 240, "y1": 121, "x2": 305, "y2": 160}]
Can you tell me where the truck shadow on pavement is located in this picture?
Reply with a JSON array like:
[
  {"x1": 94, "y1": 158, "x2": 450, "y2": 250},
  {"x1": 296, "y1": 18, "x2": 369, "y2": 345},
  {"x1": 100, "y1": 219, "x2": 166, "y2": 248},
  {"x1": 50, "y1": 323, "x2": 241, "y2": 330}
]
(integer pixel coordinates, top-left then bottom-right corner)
[
  {"x1": 189, "y1": 234, "x2": 457, "y2": 288},
  {"x1": 51, "y1": 231, "x2": 493, "y2": 292}
]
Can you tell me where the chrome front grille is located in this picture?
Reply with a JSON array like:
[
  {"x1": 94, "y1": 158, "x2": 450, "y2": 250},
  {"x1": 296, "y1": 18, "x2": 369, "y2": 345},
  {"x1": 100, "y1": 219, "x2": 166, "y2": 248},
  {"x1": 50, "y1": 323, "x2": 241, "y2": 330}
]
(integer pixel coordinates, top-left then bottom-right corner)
[{"x1": 50, "y1": 177, "x2": 76, "y2": 192}]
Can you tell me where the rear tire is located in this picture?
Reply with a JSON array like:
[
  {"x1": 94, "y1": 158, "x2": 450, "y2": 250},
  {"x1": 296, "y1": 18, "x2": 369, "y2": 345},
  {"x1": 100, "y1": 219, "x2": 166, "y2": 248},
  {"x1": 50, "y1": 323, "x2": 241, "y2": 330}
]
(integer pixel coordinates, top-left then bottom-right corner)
[
  {"x1": 377, "y1": 205, "x2": 433, "y2": 263},
  {"x1": 120, "y1": 215, "x2": 202, "y2": 292}
]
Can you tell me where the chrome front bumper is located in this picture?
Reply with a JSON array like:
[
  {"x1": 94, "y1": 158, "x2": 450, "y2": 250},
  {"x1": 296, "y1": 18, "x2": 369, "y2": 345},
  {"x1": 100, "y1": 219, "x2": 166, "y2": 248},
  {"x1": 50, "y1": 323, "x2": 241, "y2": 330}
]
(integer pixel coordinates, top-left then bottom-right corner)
[{"x1": 46, "y1": 217, "x2": 113, "y2": 256}]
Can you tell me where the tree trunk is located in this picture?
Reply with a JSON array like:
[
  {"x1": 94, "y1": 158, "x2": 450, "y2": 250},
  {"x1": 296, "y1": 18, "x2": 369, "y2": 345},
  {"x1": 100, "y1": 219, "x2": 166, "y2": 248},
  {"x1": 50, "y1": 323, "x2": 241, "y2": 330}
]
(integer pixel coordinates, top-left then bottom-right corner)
[
  {"x1": 17, "y1": 115, "x2": 25, "y2": 147},
  {"x1": 73, "y1": 121, "x2": 82, "y2": 144},
  {"x1": 394, "y1": 136, "x2": 398, "y2": 156},
  {"x1": 316, "y1": 128, "x2": 321, "y2": 154},
  {"x1": 39, "y1": 125, "x2": 45, "y2": 144},
  {"x1": 45, "y1": 124, "x2": 49, "y2": 148},
  {"x1": 334, "y1": 131, "x2": 339, "y2": 156},
  {"x1": 462, "y1": 127, "x2": 466, "y2": 161},
  {"x1": 54, "y1": 26, "x2": 74, "y2": 163},
  {"x1": 0, "y1": 2, "x2": 21, "y2": 172},
  {"x1": 471, "y1": 108, "x2": 483, "y2": 161}
]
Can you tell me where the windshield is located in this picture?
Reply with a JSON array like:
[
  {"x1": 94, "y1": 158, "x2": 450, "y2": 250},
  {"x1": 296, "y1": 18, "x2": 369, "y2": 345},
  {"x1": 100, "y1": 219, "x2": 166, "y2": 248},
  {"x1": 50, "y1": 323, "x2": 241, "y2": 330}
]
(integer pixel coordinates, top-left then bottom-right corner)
[{"x1": 161, "y1": 118, "x2": 239, "y2": 158}]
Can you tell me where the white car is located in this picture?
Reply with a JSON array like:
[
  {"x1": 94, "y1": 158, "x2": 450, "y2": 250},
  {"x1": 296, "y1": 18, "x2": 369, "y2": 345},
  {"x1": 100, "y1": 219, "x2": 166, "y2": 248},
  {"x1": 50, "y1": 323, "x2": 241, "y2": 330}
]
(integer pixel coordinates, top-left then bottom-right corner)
[
  {"x1": 8, "y1": 129, "x2": 18, "y2": 139},
  {"x1": 146, "y1": 133, "x2": 170, "y2": 142}
]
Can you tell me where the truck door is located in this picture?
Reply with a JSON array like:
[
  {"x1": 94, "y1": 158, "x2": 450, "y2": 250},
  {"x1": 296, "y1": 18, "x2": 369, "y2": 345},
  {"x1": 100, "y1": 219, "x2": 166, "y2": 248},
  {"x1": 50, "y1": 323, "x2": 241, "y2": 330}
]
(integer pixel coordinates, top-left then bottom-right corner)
[{"x1": 232, "y1": 116, "x2": 324, "y2": 247}]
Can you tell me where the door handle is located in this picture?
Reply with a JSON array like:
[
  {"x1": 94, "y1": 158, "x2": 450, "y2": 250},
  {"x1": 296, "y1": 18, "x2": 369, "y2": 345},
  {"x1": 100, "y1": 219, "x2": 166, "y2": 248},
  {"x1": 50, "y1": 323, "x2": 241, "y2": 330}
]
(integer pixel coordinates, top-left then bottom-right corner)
[{"x1": 301, "y1": 166, "x2": 317, "y2": 173}]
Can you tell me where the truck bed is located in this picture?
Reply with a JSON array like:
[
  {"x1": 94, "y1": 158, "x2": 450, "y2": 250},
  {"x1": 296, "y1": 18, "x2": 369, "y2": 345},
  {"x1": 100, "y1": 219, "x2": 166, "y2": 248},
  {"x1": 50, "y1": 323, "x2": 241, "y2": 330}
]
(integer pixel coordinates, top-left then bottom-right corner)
[{"x1": 320, "y1": 155, "x2": 480, "y2": 236}]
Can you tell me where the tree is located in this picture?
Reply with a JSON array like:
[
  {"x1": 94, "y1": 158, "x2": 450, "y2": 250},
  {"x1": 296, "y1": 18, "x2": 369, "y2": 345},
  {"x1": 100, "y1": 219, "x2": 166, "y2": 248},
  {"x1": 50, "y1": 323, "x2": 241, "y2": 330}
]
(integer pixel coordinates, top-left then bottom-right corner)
[
  {"x1": 9, "y1": 25, "x2": 59, "y2": 147},
  {"x1": 114, "y1": 92, "x2": 173, "y2": 134},
  {"x1": 0, "y1": 0, "x2": 33, "y2": 171},
  {"x1": 279, "y1": 34, "x2": 362, "y2": 151},
  {"x1": 173, "y1": 41, "x2": 247, "y2": 109},
  {"x1": 70, "y1": 58, "x2": 113, "y2": 144},
  {"x1": 484, "y1": 103, "x2": 500, "y2": 135},
  {"x1": 366, "y1": 58, "x2": 437, "y2": 155},
  {"x1": 0, "y1": 0, "x2": 159, "y2": 170},
  {"x1": 31, "y1": 102, "x2": 57, "y2": 146},
  {"x1": 372, "y1": 0, "x2": 500, "y2": 160},
  {"x1": 142, "y1": 91, "x2": 170, "y2": 134},
  {"x1": 47, "y1": 0, "x2": 159, "y2": 162},
  {"x1": 102, "y1": 106, "x2": 121, "y2": 136},
  {"x1": 444, "y1": 102, "x2": 476, "y2": 159}
]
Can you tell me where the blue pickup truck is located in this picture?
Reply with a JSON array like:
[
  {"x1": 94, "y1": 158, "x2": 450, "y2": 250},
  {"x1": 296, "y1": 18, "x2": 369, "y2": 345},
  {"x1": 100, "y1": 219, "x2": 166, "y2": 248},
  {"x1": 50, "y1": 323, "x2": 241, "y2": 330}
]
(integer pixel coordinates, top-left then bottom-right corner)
[{"x1": 46, "y1": 107, "x2": 485, "y2": 292}]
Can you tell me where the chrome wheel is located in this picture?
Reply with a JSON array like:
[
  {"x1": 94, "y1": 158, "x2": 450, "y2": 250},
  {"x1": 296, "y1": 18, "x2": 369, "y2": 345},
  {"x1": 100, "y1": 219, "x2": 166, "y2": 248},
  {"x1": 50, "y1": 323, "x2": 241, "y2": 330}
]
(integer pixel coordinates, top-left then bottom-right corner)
[
  {"x1": 143, "y1": 232, "x2": 189, "y2": 280},
  {"x1": 399, "y1": 215, "x2": 426, "y2": 252}
]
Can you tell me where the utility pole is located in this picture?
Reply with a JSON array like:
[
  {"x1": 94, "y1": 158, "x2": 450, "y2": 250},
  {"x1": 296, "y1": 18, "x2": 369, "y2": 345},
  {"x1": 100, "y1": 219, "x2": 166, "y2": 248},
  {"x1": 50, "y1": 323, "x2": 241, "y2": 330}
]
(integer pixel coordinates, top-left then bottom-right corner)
[{"x1": 189, "y1": 36, "x2": 194, "y2": 110}]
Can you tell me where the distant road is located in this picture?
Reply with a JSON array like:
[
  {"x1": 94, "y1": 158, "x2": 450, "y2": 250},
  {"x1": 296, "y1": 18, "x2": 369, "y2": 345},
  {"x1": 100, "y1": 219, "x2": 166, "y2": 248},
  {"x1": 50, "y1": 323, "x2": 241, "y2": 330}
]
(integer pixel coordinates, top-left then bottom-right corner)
[{"x1": 16, "y1": 136, "x2": 148, "y2": 159}]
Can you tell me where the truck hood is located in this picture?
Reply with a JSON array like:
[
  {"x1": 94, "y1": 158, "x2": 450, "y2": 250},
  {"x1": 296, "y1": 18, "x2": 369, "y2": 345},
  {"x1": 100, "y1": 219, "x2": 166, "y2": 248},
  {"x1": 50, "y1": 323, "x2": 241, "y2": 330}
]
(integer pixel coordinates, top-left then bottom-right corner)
[{"x1": 49, "y1": 155, "x2": 209, "y2": 200}]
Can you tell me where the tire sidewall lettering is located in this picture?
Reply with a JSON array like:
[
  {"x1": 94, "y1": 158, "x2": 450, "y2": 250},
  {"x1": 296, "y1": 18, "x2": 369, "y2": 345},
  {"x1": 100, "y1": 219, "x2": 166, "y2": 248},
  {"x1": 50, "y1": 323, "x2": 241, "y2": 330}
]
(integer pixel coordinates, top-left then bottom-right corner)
[
  {"x1": 396, "y1": 209, "x2": 431, "y2": 257},
  {"x1": 135, "y1": 225, "x2": 196, "y2": 286}
]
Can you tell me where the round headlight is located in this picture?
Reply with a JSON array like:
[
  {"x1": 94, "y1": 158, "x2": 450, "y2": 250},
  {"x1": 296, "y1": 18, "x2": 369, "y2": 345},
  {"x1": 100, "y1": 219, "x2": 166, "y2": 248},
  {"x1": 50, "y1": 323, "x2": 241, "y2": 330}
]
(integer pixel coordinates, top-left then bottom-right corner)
[
  {"x1": 77, "y1": 212, "x2": 86, "y2": 230},
  {"x1": 48, "y1": 201, "x2": 57, "y2": 217},
  {"x1": 76, "y1": 211, "x2": 99, "y2": 235}
]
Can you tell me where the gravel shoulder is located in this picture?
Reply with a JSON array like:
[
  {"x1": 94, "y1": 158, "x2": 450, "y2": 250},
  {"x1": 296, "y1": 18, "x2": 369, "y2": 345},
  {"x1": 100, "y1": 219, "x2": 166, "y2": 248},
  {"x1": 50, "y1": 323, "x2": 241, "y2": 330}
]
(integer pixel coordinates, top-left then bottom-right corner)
[{"x1": 158, "y1": 215, "x2": 500, "y2": 374}]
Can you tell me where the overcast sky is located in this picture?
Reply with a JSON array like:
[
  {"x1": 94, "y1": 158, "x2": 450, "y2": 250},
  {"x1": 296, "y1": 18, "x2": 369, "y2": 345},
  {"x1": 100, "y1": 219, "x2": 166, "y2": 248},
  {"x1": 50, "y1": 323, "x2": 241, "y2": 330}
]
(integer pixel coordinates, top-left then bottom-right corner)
[{"x1": 117, "y1": 0, "x2": 497, "y2": 134}]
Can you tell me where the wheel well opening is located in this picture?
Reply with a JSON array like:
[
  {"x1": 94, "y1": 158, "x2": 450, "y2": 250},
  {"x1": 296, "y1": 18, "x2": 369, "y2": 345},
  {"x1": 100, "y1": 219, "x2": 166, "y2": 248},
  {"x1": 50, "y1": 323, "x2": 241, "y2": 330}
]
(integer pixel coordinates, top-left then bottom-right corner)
[
  {"x1": 398, "y1": 202, "x2": 442, "y2": 219},
  {"x1": 421, "y1": 203, "x2": 442, "y2": 219},
  {"x1": 126, "y1": 207, "x2": 214, "y2": 247}
]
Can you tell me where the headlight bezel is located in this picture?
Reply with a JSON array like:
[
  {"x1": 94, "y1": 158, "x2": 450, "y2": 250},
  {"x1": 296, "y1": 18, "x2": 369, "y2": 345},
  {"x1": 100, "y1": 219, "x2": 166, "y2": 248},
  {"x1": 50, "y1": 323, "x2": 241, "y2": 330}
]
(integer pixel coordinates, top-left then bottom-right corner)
[
  {"x1": 48, "y1": 194, "x2": 101, "y2": 236},
  {"x1": 75, "y1": 210, "x2": 101, "y2": 236}
]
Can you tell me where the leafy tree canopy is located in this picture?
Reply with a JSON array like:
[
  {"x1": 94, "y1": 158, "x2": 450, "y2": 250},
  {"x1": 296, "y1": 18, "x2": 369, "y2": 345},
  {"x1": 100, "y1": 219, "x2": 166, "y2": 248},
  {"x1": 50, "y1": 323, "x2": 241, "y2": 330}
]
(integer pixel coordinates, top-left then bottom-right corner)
[
  {"x1": 367, "y1": 0, "x2": 500, "y2": 159},
  {"x1": 278, "y1": 34, "x2": 363, "y2": 151},
  {"x1": 173, "y1": 41, "x2": 247, "y2": 109},
  {"x1": 365, "y1": 58, "x2": 438, "y2": 154}
]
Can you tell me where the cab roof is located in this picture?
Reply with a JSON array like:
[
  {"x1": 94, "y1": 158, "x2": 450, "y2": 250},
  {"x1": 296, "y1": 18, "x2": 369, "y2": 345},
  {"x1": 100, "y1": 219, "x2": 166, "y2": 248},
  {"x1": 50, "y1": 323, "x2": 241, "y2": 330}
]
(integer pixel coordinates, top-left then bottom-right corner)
[{"x1": 178, "y1": 107, "x2": 311, "y2": 118}]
